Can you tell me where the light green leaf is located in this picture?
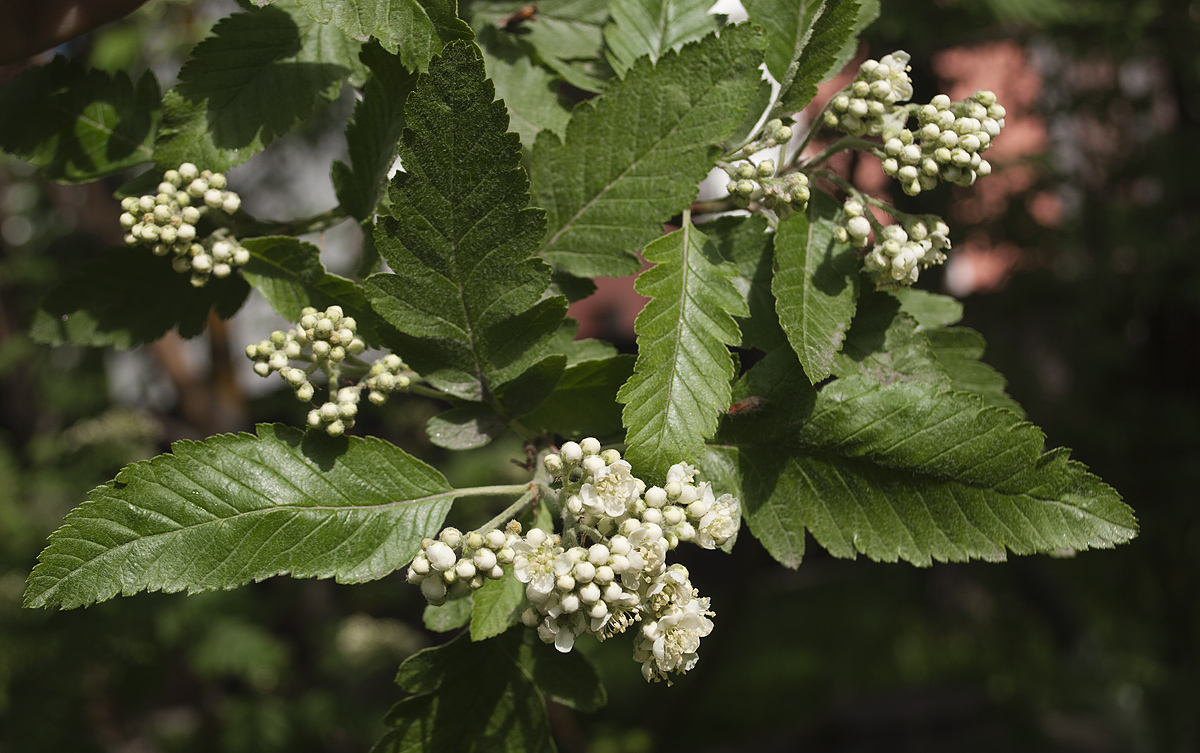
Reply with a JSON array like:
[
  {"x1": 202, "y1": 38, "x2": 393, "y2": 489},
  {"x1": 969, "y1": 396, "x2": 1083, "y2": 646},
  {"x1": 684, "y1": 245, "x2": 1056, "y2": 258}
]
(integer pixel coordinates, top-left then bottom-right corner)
[
  {"x1": 775, "y1": 0, "x2": 861, "y2": 114},
  {"x1": 478, "y1": 27, "x2": 571, "y2": 150},
  {"x1": 0, "y1": 56, "x2": 158, "y2": 182},
  {"x1": 705, "y1": 214, "x2": 788, "y2": 352},
  {"x1": 773, "y1": 189, "x2": 860, "y2": 384},
  {"x1": 469, "y1": 568, "x2": 526, "y2": 640},
  {"x1": 604, "y1": 0, "x2": 720, "y2": 76},
  {"x1": 618, "y1": 217, "x2": 747, "y2": 483},
  {"x1": 927, "y1": 327, "x2": 1026, "y2": 417},
  {"x1": 333, "y1": 43, "x2": 419, "y2": 222},
  {"x1": 366, "y1": 42, "x2": 566, "y2": 404},
  {"x1": 277, "y1": 0, "x2": 474, "y2": 71},
  {"x1": 25, "y1": 424, "x2": 456, "y2": 610},
  {"x1": 30, "y1": 247, "x2": 249, "y2": 349},
  {"x1": 423, "y1": 596, "x2": 474, "y2": 632},
  {"x1": 426, "y1": 405, "x2": 508, "y2": 450},
  {"x1": 155, "y1": 3, "x2": 363, "y2": 171},
  {"x1": 889, "y1": 286, "x2": 963, "y2": 329},
  {"x1": 378, "y1": 630, "x2": 604, "y2": 752},
  {"x1": 532, "y1": 24, "x2": 766, "y2": 277},
  {"x1": 240, "y1": 236, "x2": 387, "y2": 346}
]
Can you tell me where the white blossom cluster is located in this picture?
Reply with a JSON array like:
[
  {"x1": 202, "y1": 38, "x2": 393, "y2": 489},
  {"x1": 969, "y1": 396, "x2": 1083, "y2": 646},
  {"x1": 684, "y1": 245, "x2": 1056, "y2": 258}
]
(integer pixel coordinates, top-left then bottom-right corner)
[
  {"x1": 406, "y1": 525, "x2": 518, "y2": 605},
  {"x1": 824, "y1": 51, "x2": 914, "y2": 137},
  {"x1": 724, "y1": 159, "x2": 811, "y2": 212},
  {"x1": 245, "y1": 305, "x2": 410, "y2": 436},
  {"x1": 408, "y1": 439, "x2": 740, "y2": 684},
  {"x1": 881, "y1": 90, "x2": 1005, "y2": 195},
  {"x1": 118, "y1": 163, "x2": 247, "y2": 287},
  {"x1": 834, "y1": 199, "x2": 951, "y2": 287}
]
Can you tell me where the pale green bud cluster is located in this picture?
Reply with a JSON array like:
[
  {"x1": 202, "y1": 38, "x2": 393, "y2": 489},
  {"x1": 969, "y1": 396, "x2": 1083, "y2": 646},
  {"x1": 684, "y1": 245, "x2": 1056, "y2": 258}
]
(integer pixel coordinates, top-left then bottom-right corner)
[
  {"x1": 119, "y1": 163, "x2": 247, "y2": 287},
  {"x1": 824, "y1": 51, "x2": 914, "y2": 137},
  {"x1": 723, "y1": 159, "x2": 810, "y2": 212},
  {"x1": 245, "y1": 306, "x2": 410, "y2": 436},
  {"x1": 364, "y1": 354, "x2": 411, "y2": 406},
  {"x1": 862, "y1": 216, "x2": 951, "y2": 287},
  {"x1": 881, "y1": 90, "x2": 1005, "y2": 195},
  {"x1": 739, "y1": 118, "x2": 794, "y2": 157},
  {"x1": 405, "y1": 524, "x2": 520, "y2": 605}
]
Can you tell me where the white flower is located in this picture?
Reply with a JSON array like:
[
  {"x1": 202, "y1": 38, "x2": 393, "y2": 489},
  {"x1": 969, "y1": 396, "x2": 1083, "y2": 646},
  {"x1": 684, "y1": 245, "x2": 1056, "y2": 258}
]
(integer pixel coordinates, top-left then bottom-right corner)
[
  {"x1": 580, "y1": 459, "x2": 641, "y2": 519},
  {"x1": 633, "y1": 596, "x2": 714, "y2": 682},
  {"x1": 512, "y1": 528, "x2": 563, "y2": 604},
  {"x1": 665, "y1": 463, "x2": 697, "y2": 485},
  {"x1": 696, "y1": 491, "x2": 741, "y2": 550}
]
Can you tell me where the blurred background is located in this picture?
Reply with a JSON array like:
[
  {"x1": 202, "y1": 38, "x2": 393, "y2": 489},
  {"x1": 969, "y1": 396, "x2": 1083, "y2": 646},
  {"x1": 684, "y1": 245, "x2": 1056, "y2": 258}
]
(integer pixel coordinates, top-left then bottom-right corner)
[{"x1": 1, "y1": 0, "x2": 1198, "y2": 750}]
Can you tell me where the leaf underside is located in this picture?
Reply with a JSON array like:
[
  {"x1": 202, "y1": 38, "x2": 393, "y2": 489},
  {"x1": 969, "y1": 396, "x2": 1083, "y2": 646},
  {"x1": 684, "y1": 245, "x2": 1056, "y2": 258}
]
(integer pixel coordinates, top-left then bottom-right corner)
[
  {"x1": 604, "y1": 0, "x2": 720, "y2": 76},
  {"x1": 25, "y1": 424, "x2": 454, "y2": 610}
]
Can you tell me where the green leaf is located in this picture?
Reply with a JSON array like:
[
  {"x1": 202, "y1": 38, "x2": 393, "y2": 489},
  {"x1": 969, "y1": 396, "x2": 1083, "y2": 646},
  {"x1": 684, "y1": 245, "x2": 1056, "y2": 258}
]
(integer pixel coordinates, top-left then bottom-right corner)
[
  {"x1": 927, "y1": 327, "x2": 1026, "y2": 417},
  {"x1": 155, "y1": 3, "x2": 363, "y2": 171},
  {"x1": 477, "y1": 28, "x2": 571, "y2": 150},
  {"x1": 29, "y1": 247, "x2": 249, "y2": 349},
  {"x1": 889, "y1": 286, "x2": 963, "y2": 329},
  {"x1": 705, "y1": 214, "x2": 788, "y2": 352},
  {"x1": 470, "y1": 0, "x2": 608, "y2": 68},
  {"x1": 531, "y1": 24, "x2": 766, "y2": 277},
  {"x1": 523, "y1": 354, "x2": 635, "y2": 439},
  {"x1": 0, "y1": 56, "x2": 159, "y2": 182},
  {"x1": 333, "y1": 44, "x2": 419, "y2": 222},
  {"x1": 496, "y1": 355, "x2": 568, "y2": 417},
  {"x1": 366, "y1": 41, "x2": 565, "y2": 404},
  {"x1": 775, "y1": 0, "x2": 861, "y2": 114},
  {"x1": 378, "y1": 630, "x2": 604, "y2": 753},
  {"x1": 423, "y1": 595, "x2": 474, "y2": 632},
  {"x1": 821, "y1": 0, "x2": 880, "y2": 82},
  {"x1": 240, "y1": 236, "x2": 387, "y2": 346},
  {"x1": 773, "y1": 189, "x2": 860, "y2": 384},
  {"x1": 426, "y1": 405, "x2": 508, "y2": 450},
  {"x1": 745, "y1": 0, "x2": 824, "y2": 89},
  {"x1": 832, "y1": 289, "x2": 948, "y2": 386},
  {"x1": 469, "y1": 568, "x2": 526, "y2": 640},
  {"x1": 282, "y1": 0, "x2": 474, "y2": 71},
  {"x1": 618, "y1": 217, "x2": 747, "y2": 483},
  {"x1": 604, "y1": 0, "x2": 720, "y2": 76},
  {"x1": 25, "y1": 424, "x2": 456, "y2": 610}
]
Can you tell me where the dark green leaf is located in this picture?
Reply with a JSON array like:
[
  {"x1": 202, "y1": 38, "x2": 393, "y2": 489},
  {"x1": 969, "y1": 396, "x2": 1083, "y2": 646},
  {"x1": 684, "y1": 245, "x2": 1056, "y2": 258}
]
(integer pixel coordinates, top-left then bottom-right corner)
[
  {"x1": 773, "y1": 189, "x2": 860, "y2": 384},
  {"x1": 333, "y1": 43, "x2": 419, "y2": 222},
  {"x1": 423, "y1": 595, "x2": 474, "y2": 632},
  {"x1": 477, "y1": 27, "x2": 571, "y2": 150},
  {"x1": 832, "y1": 289, "x2": 947, "y2": 386},
  {"x1": 25, "y1": 424, "x2": 456, "y2": 609},
  {"x1": 604, "y1": 0, "x2": 720, "y2": 76},
  {"x1": 240, "y1": 236, "x2": 387, "y2": 345},
  {"x1": 378, "y1": 630, "x2": 604, "y2": 753},
  {"x1": 470, "y1": 0, "x2": 608, "y2": 69},
  {"x1": 496, "y1": 356, "x2": 568, "y2": 417},
  {"x1": 776, "y1": 0, "x2": 861, "y2": 114},
  {"x1": 618, "y1": 217, "x2": 747, "y2": 483},
  {"x1": 523, "y1": 354, "x2": 636, "y2": 439},
  {"x1": 821, "y1": 0, "x2": 879, "y2": 82},
  {"x1": 745, "y1": 0, "x2": 824, "y2": 88},
  {"x1": 927, "y1": 327, "x2": 1026, "y2": 417},
  {"x1": 426, "y1": 404, "x2": 508, "y2": 450},
  {"x1": 531, "y1": 24, "x2": 766, "y2": 277},
  {"x1": 705, "y1": 214, "x2": 788, "y2": 352},
  {"x1": 30, "y1": 247, "x2": 249, "y2": 349},
  {"x1": 366, "y1": 42, "x2": 566, "y2": 404},
  {"x1": 0, "y1": 56, "x2": 158, "y2": 182},
  {"x1": 155, "y1": 3, "x2": 363, "y2": 171}
]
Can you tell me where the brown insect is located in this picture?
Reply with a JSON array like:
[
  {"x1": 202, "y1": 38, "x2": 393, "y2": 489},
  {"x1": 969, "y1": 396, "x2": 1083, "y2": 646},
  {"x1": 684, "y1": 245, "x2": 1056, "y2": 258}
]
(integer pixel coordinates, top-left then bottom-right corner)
[
  {"x1": 726, "y1": 395, "x2": 767, "y2": 416},
  {"x1": 498, "y1": 4, "x2": 537, "y2": 31}
]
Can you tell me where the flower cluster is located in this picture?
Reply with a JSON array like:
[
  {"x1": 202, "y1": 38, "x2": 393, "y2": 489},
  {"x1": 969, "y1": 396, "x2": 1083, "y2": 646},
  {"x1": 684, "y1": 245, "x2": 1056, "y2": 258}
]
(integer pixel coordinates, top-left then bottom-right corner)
[
  {"x1": 824, "y1": 52, "x2": 914, "y2": 137},
  {"x1": 881, "y1": 90, "x2": 1005, "y2": 195},
  {"x1": 408, "y1": 439, "x2": 740, "y2": 684},
  {"x1": 724, "y1": 159, "x2": 811, "y2": 212},
  {"x1": 245, "y1": 305, "x2": 411, "y2": 436},
  {"x1": 406, "y1": 525, "x2": 518, "y2": 605},
  {"x1": 118, "y1": 163, "x2": 247, "y2": 287},
  {"x1": 862, "y1": 217, "x2": 951, "y2": 286}
]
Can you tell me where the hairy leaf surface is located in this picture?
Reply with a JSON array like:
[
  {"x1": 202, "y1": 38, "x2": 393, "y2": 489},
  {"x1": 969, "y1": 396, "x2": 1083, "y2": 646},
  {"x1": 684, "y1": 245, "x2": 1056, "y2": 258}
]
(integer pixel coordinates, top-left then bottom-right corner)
[
  {"x1": 619, "y1": 218, "x2": 747, "y2": 483},
  {"x1": 531, "y1": 24, "x2": 765, "y2": 277},
  {"x1": 366, "y1": 42, "x2": 565, "y2": 403},
  {"x1": 0, "y1": 57, "x2": 159, "y2": 182},
  {"x1": 604, "y1": 0, "x2": 720, "y2": 76},
  {"x1": 25, "y1": 425, "x2": 455, "y2": 609},
  {"x1": 774, "y1": 189, "x2": 860, "y2": 384},
  {"x1": 30, "y1": 247, "x2": 249, "y2": 349},
  {"x1": 155, "y1": 3, "x2": 363, "y2": 171}
]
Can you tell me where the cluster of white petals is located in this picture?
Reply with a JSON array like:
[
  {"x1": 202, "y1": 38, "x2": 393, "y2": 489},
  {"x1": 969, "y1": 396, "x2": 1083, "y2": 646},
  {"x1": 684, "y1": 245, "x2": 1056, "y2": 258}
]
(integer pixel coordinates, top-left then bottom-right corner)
[
  {"x1": 861, "y1": 217, "x2": 952, "y2": 287},
  {"x1": 406, "y1": 525, "x2": 519, "y2": 605},
  {"x1": 825, "y1": 51, "x2": 915, "y2": 137}
]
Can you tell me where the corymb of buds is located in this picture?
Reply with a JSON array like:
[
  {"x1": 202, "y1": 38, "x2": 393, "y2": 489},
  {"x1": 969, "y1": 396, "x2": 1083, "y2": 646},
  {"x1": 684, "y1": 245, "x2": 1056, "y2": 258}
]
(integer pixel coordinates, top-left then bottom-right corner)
[
  {"x1": 863, "y1": 216, "x2": 951, "y2": 287},
  {"x1": 739, "y1": 118, "x2": 793, "y2": 157},
  {"x1": 407, "y1": 438, "x2": 740, "y2": 684},
  {"x1": 118, "y1": 162, "x2": 248, "y2": 287},
  {"x1": 724, "y1": 158, "x2": 811, "y2": 213},
  {"x1": 825, "y1": 51, "x2": 914, "y2": 137},
  {"x1": 880, "y1": 90, "x2": 1005, "y2": 195},
  {"x1": 245, "y1": 305, "x2": 409, "y2": 436}
]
